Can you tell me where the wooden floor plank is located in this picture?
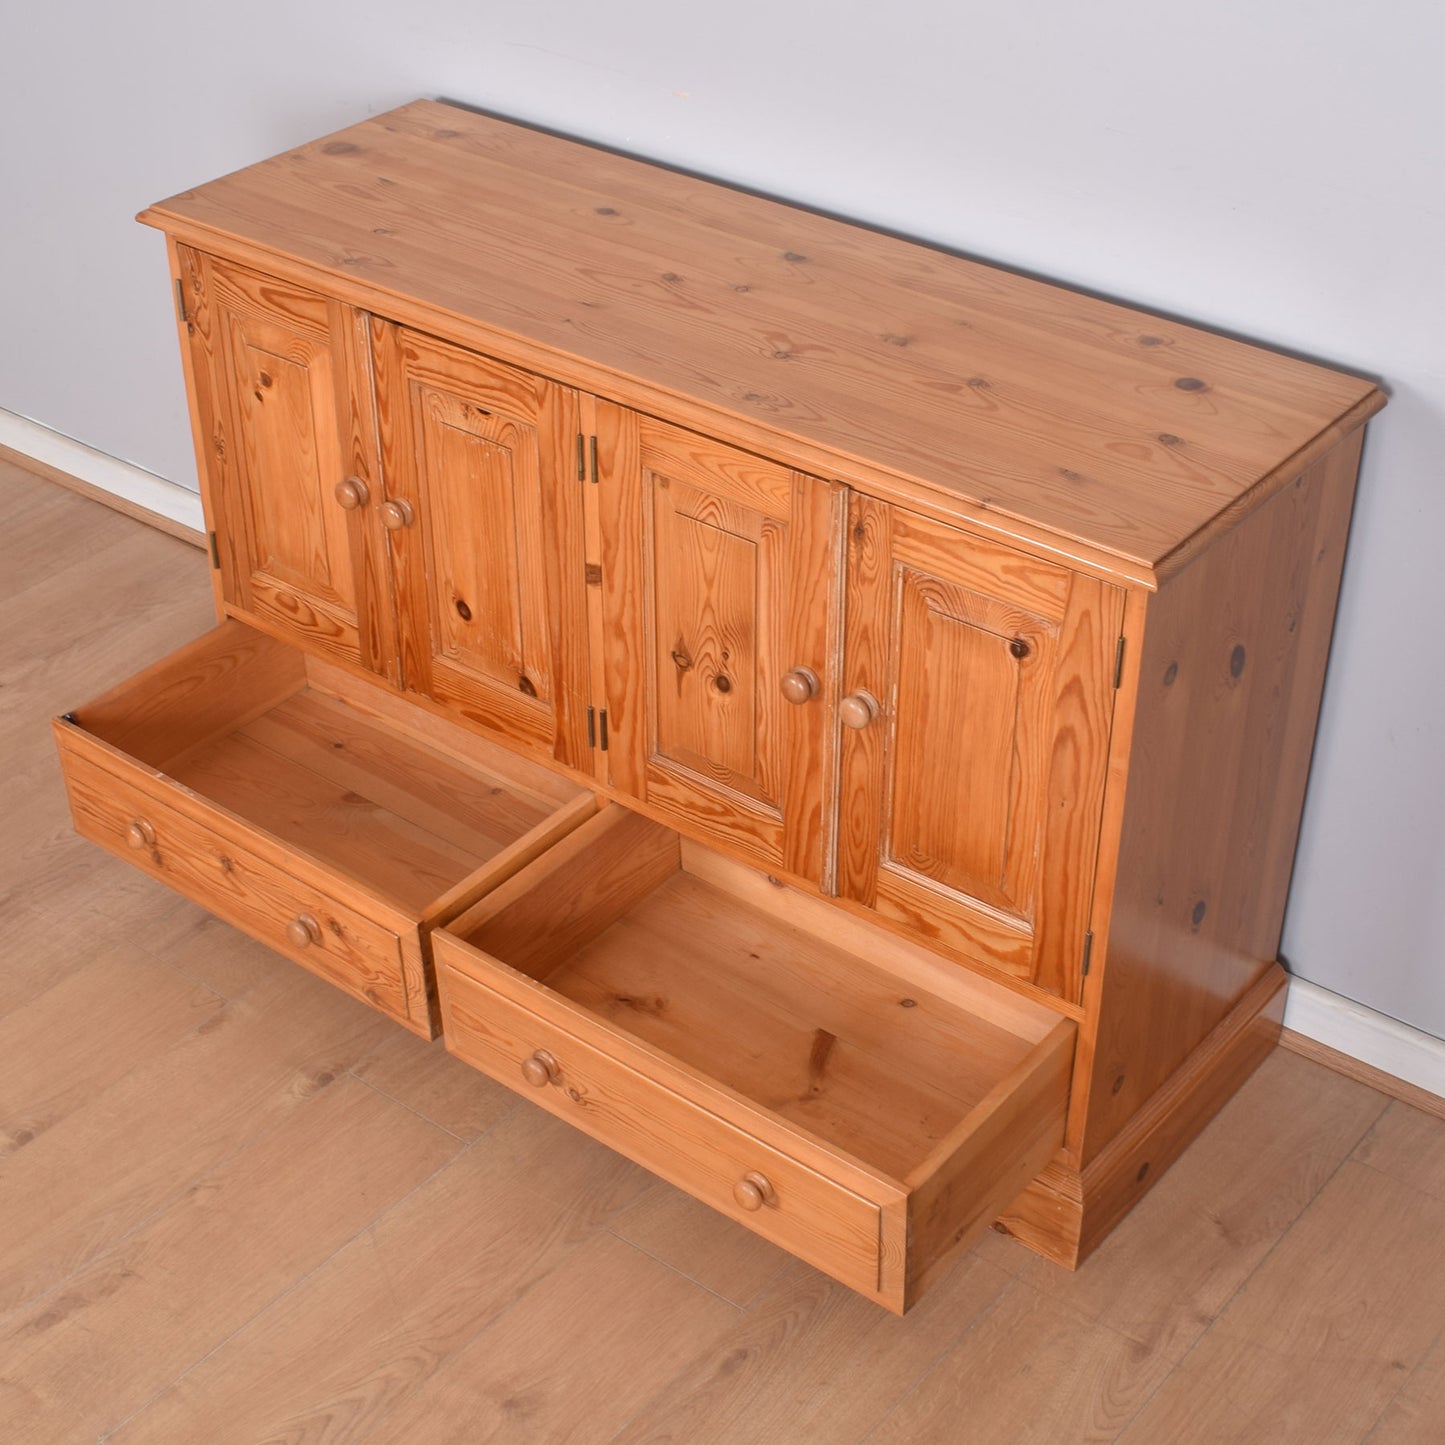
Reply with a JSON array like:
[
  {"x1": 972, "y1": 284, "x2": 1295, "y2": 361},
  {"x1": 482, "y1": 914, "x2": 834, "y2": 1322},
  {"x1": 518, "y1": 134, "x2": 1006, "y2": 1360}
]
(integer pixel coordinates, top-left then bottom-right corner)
[
  {"x1": 1367, "y1": 1322, "x2": 1445, "y2": 1442},
  {"x1": 868, "y1": 1277, "x2": 1175, "y2": 1444},
  {"x1": 0, "y1": 1075, "x2": 459, "y2": 1442},
  {"x1": 1352, "y1": 1098, "x2": 1445, "y2": 1204},
  {"x1": 1117, "y1": 1162, "x2": 1445, "y2": 1444},
  {"x1": 105, "y1": 1109, "x2": 654, "y2": 1443},
  {"x1": 0, "y1": 961, "x2": 392, "y2": 1322},
  {"x1": 1016, "y1": 1049, "x2": 1389, "y2": 1366},
  {"x1": 612, "y1": 1252, "x2": 1014, "y2": 1444},
  {"x1": 0, "y1": 945, "x2": 225, "y2": 1142},
  {"x1": 607, "y1": 1181, "x2": 795, "y2": 1310},
  {"x1": 350, "y1": 1027, "x2": 520, "y2": 1142},
  {"x1": 366, "y1": 1230, "x2": 741, "y2": 1444}
]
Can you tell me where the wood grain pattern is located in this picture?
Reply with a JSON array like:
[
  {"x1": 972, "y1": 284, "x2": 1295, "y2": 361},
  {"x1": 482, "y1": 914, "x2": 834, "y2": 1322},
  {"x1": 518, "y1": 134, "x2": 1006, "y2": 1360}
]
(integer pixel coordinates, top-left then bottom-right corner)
[
  {"x1": 1118, "y1": 1160, "x2": 1445, "y2": 1443},
  {"x1": 675, "y1": 837, "x2": 1059, "y2": 1043},
  {"x1": 12, "y1": 469, "x2": 1441, "y2": 1439},
  {"x1": 141, "y1": 101, "x2": 1383, "y2": 573},
  {"x1": 121, "y1": 109, "x2": 1392, "y2": 1308},
  {"x1": 59, "y1": 616, "x2": 303, "y2": 767},
  {"x1": 1001, "y1": 962, "x2": 1286, "y2": 1266},
  {"x1": 436, "y1": 805, "x2": 1071, "y2": 1310},
  {"x1": 839, "y1": 496, "x2": 1121, "y2": 997},
  {"x1": 1017, "y1": 1046, "x2": 1391, "y2": 1373},
  {"x1": 603, "y1": 413, "x2": 843, "y2": 881},
  {"x1": 58, "y1": 743, "x2": 414, "y2": 1027},
  {"x1": 438, "y1": 961, "x2": 887, "y2": 1301},
  {"x1": 54, "y1": 615, "x2": 593, "y2": 1033},
  {"x1": 356, "y1": 1229, "x2": 742, "y2": 1444},
  {"x1": 1080, "y1": 429, "x2": 1364, "y2": 1161},
  {"x1": 904, "y1": 1020, "x2": 1073, "y2": 1302},
  {"x1": 0, "y1": 1075, "x2": 459, "y2": 1444},
  {"x1": 180, "y1": 249, "x2": 388, "y2": 671},
  {"x1": 101, "y1": 1110, "x2": 660, "y2": 1445},
  {"x1": 370, "y1": 322, "x2": 590, "y2": 764}
]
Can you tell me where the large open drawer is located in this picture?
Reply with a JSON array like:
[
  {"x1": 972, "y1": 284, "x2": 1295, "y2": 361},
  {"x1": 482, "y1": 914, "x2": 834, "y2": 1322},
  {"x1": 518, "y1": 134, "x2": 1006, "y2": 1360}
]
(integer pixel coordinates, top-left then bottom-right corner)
[
  {"x1": 434, "y1": 805, "x2": 1075, "y2": 1312},
  {"x1": 53, "y1": 620, "x2": 597, "y2": 1036}
]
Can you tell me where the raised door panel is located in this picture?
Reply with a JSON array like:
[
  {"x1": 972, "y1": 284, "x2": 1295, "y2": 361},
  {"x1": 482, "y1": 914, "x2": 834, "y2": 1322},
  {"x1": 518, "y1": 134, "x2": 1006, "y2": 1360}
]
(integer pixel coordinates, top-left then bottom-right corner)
[
  {"x1": 372, "y1": 323, "x2": 590, "y2": 765},
  {"x1": 178, "y1": 248, "x2": 390, "y2": 674},
  {"x1": 601, "y1": 411, "x2": 844, "y2": 883},
  {"x1": 838, "y1": 496, "x2": 1123, "y2": 999}
]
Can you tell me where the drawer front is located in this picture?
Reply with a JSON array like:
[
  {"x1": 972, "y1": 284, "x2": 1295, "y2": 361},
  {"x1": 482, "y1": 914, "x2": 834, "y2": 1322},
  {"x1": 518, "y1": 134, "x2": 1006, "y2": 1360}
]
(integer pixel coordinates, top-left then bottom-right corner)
[
  {"x1": 437, "y1": 959, "x2": 884, "y2": 1298},
  {"x1": 60, "y1": 745, "x2": 410, "y2": 1023}
]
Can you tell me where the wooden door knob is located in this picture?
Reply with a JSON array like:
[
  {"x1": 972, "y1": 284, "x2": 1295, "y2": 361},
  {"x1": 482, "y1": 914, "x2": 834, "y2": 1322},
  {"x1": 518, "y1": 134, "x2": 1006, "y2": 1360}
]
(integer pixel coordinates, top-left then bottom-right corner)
[
  {"x1": 379, "y1": 499, "x2": 415, "y2": 531},
  {"x1": 520, "y1": 1049, "x2": 560, "y2": 1088},
  {"x1": 334, "y1": 476, "x2": 370, "y2": 510},
  {"x1": 125, "y1": 819, "x2": 156, "y2": 850},
  {"x1": 286, "y1": 913, "x2": 322, "y2": 949},
  {"x1": 779, "y1": 667, "x2": 819, "y2": 705},
  {"x1": 733, "y1": 1171, "x2": 776, "y2": 1211},
  {"x1": 838, "y1": 691, "x2": 880, "y2": 730}
]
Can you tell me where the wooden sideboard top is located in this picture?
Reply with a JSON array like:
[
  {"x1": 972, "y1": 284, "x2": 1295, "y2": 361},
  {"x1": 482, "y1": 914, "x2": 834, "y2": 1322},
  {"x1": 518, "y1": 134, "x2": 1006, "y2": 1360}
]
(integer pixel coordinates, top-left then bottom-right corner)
[{"x1": 140, "y1": 98, "x2": 1383, "y2": 578}]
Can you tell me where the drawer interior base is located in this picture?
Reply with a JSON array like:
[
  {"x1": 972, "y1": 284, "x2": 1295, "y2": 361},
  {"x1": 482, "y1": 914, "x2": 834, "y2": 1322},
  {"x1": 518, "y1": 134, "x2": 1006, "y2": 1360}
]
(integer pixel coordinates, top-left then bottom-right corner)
[
  {"x1": 68, "y1": 622, "x2": 585, "y2": 917},
  {"x1": 450, "y1": 810, "x2": 1061, "y2": 1184}
]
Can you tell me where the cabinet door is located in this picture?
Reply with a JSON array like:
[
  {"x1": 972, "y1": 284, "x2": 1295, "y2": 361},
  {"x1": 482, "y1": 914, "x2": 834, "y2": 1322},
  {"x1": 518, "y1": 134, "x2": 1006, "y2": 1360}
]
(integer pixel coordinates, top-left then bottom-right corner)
[
  {"x1": 838, "y1": 497, "x2": 1123, "y2": 999},
  {"x1": 371, "y1": 324, "x2": 590, "y2": 765},
  {"x1": 178, "y1": 248, "x2": 392, "y2": 675},
  {"x1": 601, "y1": 412, "x2": 844, "y2": 882}
]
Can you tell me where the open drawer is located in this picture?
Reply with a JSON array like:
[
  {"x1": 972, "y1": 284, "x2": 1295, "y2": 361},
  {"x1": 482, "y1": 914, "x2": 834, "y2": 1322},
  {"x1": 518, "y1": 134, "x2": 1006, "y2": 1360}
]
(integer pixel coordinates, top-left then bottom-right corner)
[
  {"x1": 53, "y1": 620, "x2": 597, "y2": 1037},
  {"x1": 434, "y1": 805, "x2": 1075, "y2": 1313}
]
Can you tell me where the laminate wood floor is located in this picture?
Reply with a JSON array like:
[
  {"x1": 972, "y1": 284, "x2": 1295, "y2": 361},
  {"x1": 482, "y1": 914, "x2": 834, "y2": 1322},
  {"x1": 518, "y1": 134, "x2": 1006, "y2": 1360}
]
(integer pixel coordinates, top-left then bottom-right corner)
[{"x1": 3, "y1": 458, "x2": 1444, "y2": 1444}]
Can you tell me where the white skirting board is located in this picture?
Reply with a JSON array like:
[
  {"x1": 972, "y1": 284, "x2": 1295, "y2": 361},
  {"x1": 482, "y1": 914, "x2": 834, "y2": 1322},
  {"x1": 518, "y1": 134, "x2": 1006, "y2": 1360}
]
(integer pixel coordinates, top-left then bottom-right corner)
[
  {"x1": 0, "y1": 407, "x2": 205, "y2": 534},
  {"x1": 1285, "y1": 977, "x2": 1445, "y2": 1101},
  {"x1": 6, "y1": 406, "x2": 1443, "y2": 1105}
]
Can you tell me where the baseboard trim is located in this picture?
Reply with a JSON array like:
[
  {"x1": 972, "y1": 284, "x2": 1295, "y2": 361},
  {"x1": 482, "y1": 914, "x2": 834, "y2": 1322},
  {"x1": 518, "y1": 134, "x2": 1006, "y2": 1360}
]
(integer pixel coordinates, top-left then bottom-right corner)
[
  {"x1": 0, "y1": 408, "x2": 205, "y2": 545},
  {"x1": 1282, "y1": 978, "x2": 1445, "y2": 1119}
]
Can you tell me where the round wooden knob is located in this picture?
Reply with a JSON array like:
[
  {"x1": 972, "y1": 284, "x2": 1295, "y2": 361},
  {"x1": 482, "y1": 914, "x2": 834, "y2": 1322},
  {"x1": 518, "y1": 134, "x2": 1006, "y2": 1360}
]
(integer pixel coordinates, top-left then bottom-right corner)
[
  {"x1": 379, "y1": 499, "x2": 415, "y2": 531},
  {"x1": 285, "y1": 914, "x2": 321, "y2": 949},
  {"x1": 838, "y1": 691, "x2": 880, "y2": 730},
  {"x1": 125, "y1": 819, "x2": 156, "y2": 851},
  {"x1": 779, "y1": 667, "x2": 819, "y2": 705},
  {"x1": 334, "y1": 476, "x2": 370, "y2": 510},
  {"x1": 733, "y1": 1171, "x2": 776, "y2": 1211},
  {"x1": 520, "y1": 1050, "x2": 560, "y2": 1088}
]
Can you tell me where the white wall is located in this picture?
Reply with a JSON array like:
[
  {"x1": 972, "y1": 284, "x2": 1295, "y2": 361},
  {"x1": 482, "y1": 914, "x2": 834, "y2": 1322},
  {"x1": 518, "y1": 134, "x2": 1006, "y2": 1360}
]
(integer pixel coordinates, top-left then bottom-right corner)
[{"x1": 3, "y1": 2, "x2": 1442, "y2": 1036}]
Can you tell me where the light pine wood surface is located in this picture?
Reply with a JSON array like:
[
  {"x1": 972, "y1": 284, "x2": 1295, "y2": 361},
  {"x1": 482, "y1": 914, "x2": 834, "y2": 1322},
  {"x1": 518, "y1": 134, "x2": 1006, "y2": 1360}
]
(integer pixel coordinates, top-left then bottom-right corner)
[
  {"x1": 140, "y1": 101, "x2": 1384, "y2": 576},
  {"x1": 6, "y1": 457, "x2": 1445, "y2": 1441}
]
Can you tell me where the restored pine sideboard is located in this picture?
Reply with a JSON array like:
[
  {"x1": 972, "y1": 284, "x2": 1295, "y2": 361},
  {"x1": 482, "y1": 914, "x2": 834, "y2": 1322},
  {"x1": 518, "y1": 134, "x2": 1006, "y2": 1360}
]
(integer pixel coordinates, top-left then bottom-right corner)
[{"x1": 53, "y1": 100, "x2": 1384, "y2": 1313}]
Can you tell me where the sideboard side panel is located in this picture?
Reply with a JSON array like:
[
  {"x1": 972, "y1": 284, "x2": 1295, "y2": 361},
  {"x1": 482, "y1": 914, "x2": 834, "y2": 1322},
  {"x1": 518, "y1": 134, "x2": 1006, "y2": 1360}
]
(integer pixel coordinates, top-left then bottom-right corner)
[{"x1": 1079, "y1": 426, "x2": 1366, "y2": 1163}]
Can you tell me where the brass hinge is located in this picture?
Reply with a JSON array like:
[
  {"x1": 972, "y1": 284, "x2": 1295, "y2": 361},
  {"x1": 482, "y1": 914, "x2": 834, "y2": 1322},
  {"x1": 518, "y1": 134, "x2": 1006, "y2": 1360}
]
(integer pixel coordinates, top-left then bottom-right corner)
[
  {"x1": 1081, "y1": 929, "x2": 1095, "y2": 977},
  {"x1": 174, "y1": 278, "x2": 188, "y2": 325},
  {"x1": 1114, "y1": 637, "x2": 1126, "y2": 689},
  {"x1": 584, "y1": 562, "x2": 602, "y2": 586},
  {"x1": 586, "y1": 706, "x2": 610, "y2": 751},
  {"x1": 207, "y1": 530, "x2": 220, "y2": 568}
]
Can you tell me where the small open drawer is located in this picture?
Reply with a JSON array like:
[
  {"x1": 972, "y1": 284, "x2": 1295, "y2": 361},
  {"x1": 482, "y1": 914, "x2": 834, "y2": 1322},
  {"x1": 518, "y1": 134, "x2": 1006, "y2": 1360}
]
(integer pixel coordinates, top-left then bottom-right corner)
[
  {"x1": 434, "y1": 805, "x2": 1075, "y2": 1313},
  {"x1": 53, "y1": 619, "x2": 597, "y2": 1036}
]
